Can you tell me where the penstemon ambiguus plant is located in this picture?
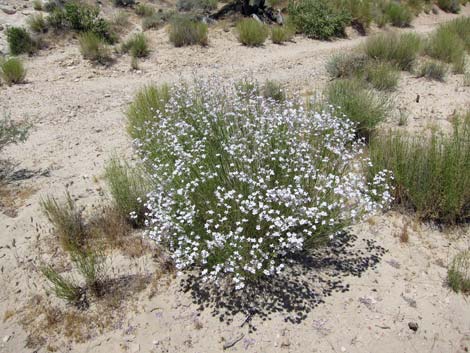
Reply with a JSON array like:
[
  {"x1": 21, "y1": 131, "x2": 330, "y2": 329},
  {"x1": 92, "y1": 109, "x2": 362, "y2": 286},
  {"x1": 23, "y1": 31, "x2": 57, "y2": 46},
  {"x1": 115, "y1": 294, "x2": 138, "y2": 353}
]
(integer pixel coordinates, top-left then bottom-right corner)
[{"x1": 131, "y1": 79, "x2": 392, "y2": 290}]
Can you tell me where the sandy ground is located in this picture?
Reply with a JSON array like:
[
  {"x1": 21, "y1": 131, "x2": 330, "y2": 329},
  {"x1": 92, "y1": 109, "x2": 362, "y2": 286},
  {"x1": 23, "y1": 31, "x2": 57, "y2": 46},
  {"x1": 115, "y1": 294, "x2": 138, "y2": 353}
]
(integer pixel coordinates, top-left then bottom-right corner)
[{"x1": 1, "y1": 1, "x2": 470, "y2": 352}]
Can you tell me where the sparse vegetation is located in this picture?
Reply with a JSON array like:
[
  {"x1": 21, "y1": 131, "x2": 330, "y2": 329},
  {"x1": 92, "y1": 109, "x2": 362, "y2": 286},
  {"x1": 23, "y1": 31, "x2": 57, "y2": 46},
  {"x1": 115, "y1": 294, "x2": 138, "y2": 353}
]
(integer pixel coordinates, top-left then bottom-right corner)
[
  {"x1": 270, "y1": 24, "x2": 295, "y2": 44},
  {"x1": 326, "y1": 52, "x2": 369, "y2": 78},
  {"x1": 78, "y1": 32, "x2": 112, "y2": 64},
  {"x1": 104, "y1": 157, "x2": 150, "y2": 226},
  {"x1": 69, "y1": 246, "x2": 106, "y2": 297},
  {"x1": 135, "y1": 3, "x2": 155, "y2": 17},
  {"x1": 0, "y1": 115, "x2": 29, "y2": 152},
  {"x1": 40, "y1": 192, "x2": 86, "y2": 251},
  {"x1": 27, "y1": 13, "x2": 48, "y2": 33},
  {"x1": 383, "y1": 1, "x2": 413, "y2": 27},
  {"x1": 437, "y1": 0, "x2": 461, "y2": 13},
  {"x1": 364, "y1": 32, "x2": 422, "y2": 71},
  {"x1": 122, "y1": 32, "x2": 150, "y2": 58},
  {"x1": 236, "y1": 18, "x2": 269, "y2": 46},
  {"x1": 6, "y1": 27, "x2": 37, "y2": 55},
  {"x1": 418, "y1": 60, "x2": 447, "y2": 81},
  {"x1": 168, "y1": 15, "x2": 208, "y2": 47},
  {"x1": 448, "y1": 250, "x2": 470, "y2": 294},
  {"x1": 41, "y1": 266, "x2": 84, "y2": 306},
  {"x1": 33, "y1": 0, "x2": 43, "y2": 11},
  {"x1": 369, "y1": 112, "x2": 470, "y2": 223},
  {"x1": 262, "y1": 80, "x2": 286, "y2": 101},
  {"x1": 364, "y1": 61, "x2": 400, "y2": 91},
  {"x1": 325, "y1": 78, "x2": 390, "y2": 140},
  {"x1": 0, "y1": 57, "x2": 27, "y2": 85},
  {"x1": 177, "y1": 0, "x2": 217, "y2": 12}
]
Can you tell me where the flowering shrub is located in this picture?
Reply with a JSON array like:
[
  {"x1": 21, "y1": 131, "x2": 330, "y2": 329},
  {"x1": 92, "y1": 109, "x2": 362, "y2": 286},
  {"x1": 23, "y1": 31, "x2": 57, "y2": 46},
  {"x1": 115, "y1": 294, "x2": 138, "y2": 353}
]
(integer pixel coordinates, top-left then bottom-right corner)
[{"x1": 131, "y1": 80, "x2": 392, "y2": 289}]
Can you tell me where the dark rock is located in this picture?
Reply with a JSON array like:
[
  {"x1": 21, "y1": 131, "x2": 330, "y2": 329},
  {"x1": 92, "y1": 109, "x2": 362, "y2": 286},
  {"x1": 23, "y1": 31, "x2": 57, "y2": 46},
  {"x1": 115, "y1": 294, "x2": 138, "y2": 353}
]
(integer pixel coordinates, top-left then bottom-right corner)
[
  {"x1": 1, "y1": 7, "x2": 16, "y2": 14},
  {"x1": 408, "y1": 322, "x2": 418, "y2": 332}
]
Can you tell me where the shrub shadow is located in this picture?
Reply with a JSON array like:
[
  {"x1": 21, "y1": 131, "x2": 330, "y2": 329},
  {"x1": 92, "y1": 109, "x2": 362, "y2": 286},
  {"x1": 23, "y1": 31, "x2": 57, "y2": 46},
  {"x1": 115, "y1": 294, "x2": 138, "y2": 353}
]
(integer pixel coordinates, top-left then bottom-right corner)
[{"x1": 181, "y1": 232, "x2": 386, "y2": 331}]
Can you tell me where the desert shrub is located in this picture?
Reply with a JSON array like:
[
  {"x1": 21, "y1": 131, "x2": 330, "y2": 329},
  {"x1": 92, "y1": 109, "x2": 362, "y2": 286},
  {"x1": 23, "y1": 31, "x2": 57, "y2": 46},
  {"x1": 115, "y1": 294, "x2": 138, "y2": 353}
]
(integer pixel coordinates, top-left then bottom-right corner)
[
  {"x1": 110, "y1": 10, "x2": 130, "y2": 32},
  {"x1": 6, "y1": 27, "x2": 37, "y2": 55},
  {"x1": 443, "y1": 17, "x2": 470, "y2": 50},
  {"x1": 78, "y1": 32, "x2": 112, "y2": 64},
  {"x1": 417, "y1": 60, "x2": 447, "y2": 81},
  {"x1": 122, "y1": 32, "x2": 150, "y2": 58},
  {"x1": 448, "y1": 250, "x2": 470, "y2": 294},
  {"x1": 113, "y1": 0, "x2": 135, "y2": 7},
  {"x1": 177, "y1": 0, "x2": 217, "y2": 12},
  {"x1": 262, "y1": 80, "x2": 286, "y2": 101},
  {"x1": 33, "y1": 0, "x2": 43, "y2": 10},
  {"x1": 126, "y1": 84, "x2": 171, "y2": 140},
  {"x1": 437, "y1": 0, "x2": 460, "y2": 13},
  {"x1": 236, "y1": 18, "x2": 269, "y2": 46},
  {"x1": 383, "y1": 1, "x2": 413, "y2": 27},
  {"x1": 69, "y1": 246, "x2": 106, "y2": 297},
  {"x1": 135, "y1": 3, "x2": 155, "y2": 17},
  {"x1": 326, "y1": 52, "x2": 369, "y2": 78},
  {"x1": 330, "y1": 0, "x2": 373, "y2": 33},
  {"x1": 369, "y1": 112, "x2": 470, "y2": 223},
  {"x1": 270, "y1": 25, "x2": 295, "y2": 44},
  {"x1": 40, "y1": 192, "x2": 86, "y2": 251},
  {"x1": 288, "y1": 0, "x2": 351, "y2": 40},
  {"x1": 325, "y1": 78, "x2": 390, "y2": 140},
  {"x1": 41, "y1": 266, "x2": 84, "y2": 306},
  {"x1": 130, "y1": 79, "x2": 392, "y2": 288},
  {"x1": 142, "y1": 11, "x2": 174, "y2": 30},
  {"x1": 0, "y1": 115, "x2": 29, "y2": 152},
  {"x1": 105, "y1": 157, "x2": 150, "y2": 226},
  {"x1": 27, "y1": 13, "x2": 48, "y2": 33},
  {"x1": 0, "y1": 57, "x2": 27, "y2": 85},
  {"x1": 168, "y1": 15, "x2": 208, "y2": 47},
  {"x1": 364, "y1": 61, "x2": 399, "y2": 91},
  {"x1": 46, "y1": 8, "x2": 66, "y2": 29},
  {"x1": 364, "y1": 32, "x2": 422, "y2": 71},
  {"x1": 43, "y1": 0, "x2": 59, "y2": 12}
]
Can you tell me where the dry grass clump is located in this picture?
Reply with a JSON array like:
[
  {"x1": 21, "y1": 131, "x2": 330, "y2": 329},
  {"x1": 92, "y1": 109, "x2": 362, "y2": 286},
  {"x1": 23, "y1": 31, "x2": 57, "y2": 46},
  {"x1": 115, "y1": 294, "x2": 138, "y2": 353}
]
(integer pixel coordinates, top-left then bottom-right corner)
[
  {"x1": 121, "y1": 32, "x2": 150, "y2": 58},
  {"x1": 27, "y1": 13, "x2": 48, "y2": 33},
  {"x1": 135, "y1": 3, "x2": 155, "y2": 17},
  {"x1": 326, "y1": 52, "x2": 370, "y2": 79},
  {"x1": 270, "y1": 24, "x2": 295, "y2": 44},
  {"x1": 236, "y1": 18, "x2": 269, "y2": 46},
  {"x1": 417, "y1": 60, "x2": 447, "y2": 81},
  {"x1": 363, "y1": 61, "x2": 399, "y2": 91},
  {"x1": 78, "y1": 32, "x2": 112, "y2": 64},
  {"x1": 448, "y1": 250, "x2": 470, "y2": 294}
]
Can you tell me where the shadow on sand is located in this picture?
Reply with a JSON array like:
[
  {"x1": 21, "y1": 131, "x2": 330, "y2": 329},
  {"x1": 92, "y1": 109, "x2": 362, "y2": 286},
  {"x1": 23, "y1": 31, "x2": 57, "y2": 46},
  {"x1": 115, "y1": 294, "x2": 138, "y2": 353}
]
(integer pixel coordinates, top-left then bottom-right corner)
[{"x1": 181, "y1": 232, "x2": 386, "y2": 331}]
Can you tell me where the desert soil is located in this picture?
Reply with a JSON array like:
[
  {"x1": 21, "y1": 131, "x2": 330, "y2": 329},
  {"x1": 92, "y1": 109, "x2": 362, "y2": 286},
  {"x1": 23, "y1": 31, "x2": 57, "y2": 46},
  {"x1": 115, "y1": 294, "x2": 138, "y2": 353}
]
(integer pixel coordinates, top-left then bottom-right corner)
[{"x1": 1, "y1": 2, "x2": 470, "y2": 352}]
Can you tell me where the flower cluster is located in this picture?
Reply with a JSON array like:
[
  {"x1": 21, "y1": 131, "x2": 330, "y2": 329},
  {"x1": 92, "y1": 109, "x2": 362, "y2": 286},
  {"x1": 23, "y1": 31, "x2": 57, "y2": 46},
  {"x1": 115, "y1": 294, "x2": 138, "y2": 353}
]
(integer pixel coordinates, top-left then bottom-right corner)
[{"x1": 133, "y1": 79, "x2": 392, "y2": 289}]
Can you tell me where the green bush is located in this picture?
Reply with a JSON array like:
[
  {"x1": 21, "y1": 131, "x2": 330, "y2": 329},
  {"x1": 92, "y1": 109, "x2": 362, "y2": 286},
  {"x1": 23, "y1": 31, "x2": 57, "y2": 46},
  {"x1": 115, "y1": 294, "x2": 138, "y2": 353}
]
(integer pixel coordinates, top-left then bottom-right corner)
[
  {"x1": 168, "y1": 15, "x2": 208, "y2": 47},
  {"x1": 364, "y1": 61, "x2": 399, "y2": 91},
  {"x1": 135, "y1": 3, "x2": 155, "y2": 17},
  {"x1": 27, "y1": 13, "x2": 48, "y2": 33},
  {"x1": 0, "y1": 57, "x2": 27, "y2": 85},
  {"x1": 270, "y1": 25, "x2": 295, "y2": 44},
  {"x1": 330, "y1": 0, "x2": 372, "y2": 33},
  {"x1": 369, "y1": 112, "x2": 470, "y2": 223},
  {"x1": 236, "y1": 18, "x2": 269, "y2": 46},
  {"x1": 104, "y1": 157, "x2": 150, "y2": 226},
  {"x1": 448, "y1": 250, "x2": 470, "y2": 294},
  {"x1": 122, "y1": 33, "x2": 150, "y2": 58},
  {"x1": 384, "y1": 1, "x2": 413, "y2": 27},
  {"x1": 177, "y1": 0, "x2": 217, "y2": 12},
  {"x1": 79, "y1": 32, "x2": 112, "y2": 64},
  {"x1": 288, "y1": 0, "x2": 351, "y2": 40},
  {"x1": 325, "y1": 78, "x2": 390, "y2": 140},
  {"x1": 41, "y1": 265, "x2": 84, "y2": 306},
  {"x1": 364, "y1": 32, "x2": 422, "y2": 71},
  {"x1": 6, "y1": 27, "x2": 37, "y2": 55},
  {"x1": 326, "y1": 52, "x2": 369, "y2": 78},
  {"x1": 437, "y1": 0, "x2": 460, "y2": 13},
  {"x1": 417, "y1": 60, "x2": 447, "y2": 81}
]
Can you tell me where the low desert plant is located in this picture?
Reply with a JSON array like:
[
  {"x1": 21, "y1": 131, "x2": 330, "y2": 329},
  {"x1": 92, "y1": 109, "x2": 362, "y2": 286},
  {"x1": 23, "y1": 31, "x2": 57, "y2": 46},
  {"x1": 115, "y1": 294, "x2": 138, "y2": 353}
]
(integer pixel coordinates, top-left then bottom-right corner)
[
  {"x1": 130, "y1": 79, "x2": 392, "y2": 289},
  {"x1": 330, "y1": 0, "x2": 373, "y2": 33},
  {"x1": 41, "y1": 265, "x2": 84, "y2": 306},
  {"x1": 43, "y1": 0, "x2": 59, "y2": 12},
  {"x1": 168, "y1": 15, "x2": 208, "y2": 47},
  {"x1": 0, "y1": 115, "x2": 29, "y2": 152},
  {"x1": 383, "y1": 1, "x2": 413, "y2": 27},
  {"x1": 142, "y1": 11, "x2": 174, "y2": 30},
  {"x1": 437, "y1": 0, "x2": 461, "y2": 13},
  {"x1": 288, "y1": 0, "x2": 351, "y2": 40},
  {"x1": 135, "y1": 3, "x2": 155, "y2": 17},
  {"x1": 326, "y1": 52, "x2": 369, "y2": 78},
  {"x1": 236, "y1": 18, "x2": 269, "y2": 46},
  {"x1": 33, "y1": 0, "x2": 43, "y2": 10},
  {"x1": 122, "y1": 32, "x2": 150, "y2": 58},
  {"x1": 448, "y1": 250, "x2": 470, "y2": 294},
  {"x1": 40, "y1": 192, "x2": 86, "y2": 251},
  {"x1": 364, "y1": 32, "x2": 422, "y2": 71},
  {"x1": 105, "y1": 157, "x2": 150, "y2": 226},
  {"x1": 364, "y1": 61, "x2": 399, "y2": 91},
  {"x1": 110, "y1": 11, "x2": 130, "y2": 32},
  {"x1": 27, "y1": 13, "x2": 48, "y2": 33},
  {"x1": 417, "y1": 60, "x2": 447, "y2": 81},
  {"x1": 369, "y1": 112, "x2": 470, "y2": 223},
  {"x1": 79, "y1": 32, "x2": 112, "y2": 64},
  {"x1": 262, "y1": 80, "x2": 286, "y2": 101},
  {"x1": 6, "y1": 27, "x2": 37, "y2": 55},
  {"x1": 270, "y1": 25, "x2": 295, "y2": 44},
  {"x1": 177, "y1": 0, "x2": 217, "y2": 12},
  {"x1": 69, "y1": 246, "x2": 106, "y2": 297},
  {"x1": 325, "y1": 78, "x2": 390, "y2": 140},
  {"x1": 0, "y1": 57, "x2": 27, "y2": 85}
]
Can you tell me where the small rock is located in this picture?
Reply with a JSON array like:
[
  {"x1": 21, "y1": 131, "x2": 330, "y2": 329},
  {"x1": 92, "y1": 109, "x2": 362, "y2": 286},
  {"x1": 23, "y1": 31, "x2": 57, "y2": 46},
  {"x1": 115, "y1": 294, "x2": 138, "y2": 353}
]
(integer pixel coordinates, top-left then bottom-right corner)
[
  {"x1": 408, "y1": 322, "x2": 419, "y2": 332},
  {"x1": 1, "y1": 7, "x2": 16, "y2": 14}
]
